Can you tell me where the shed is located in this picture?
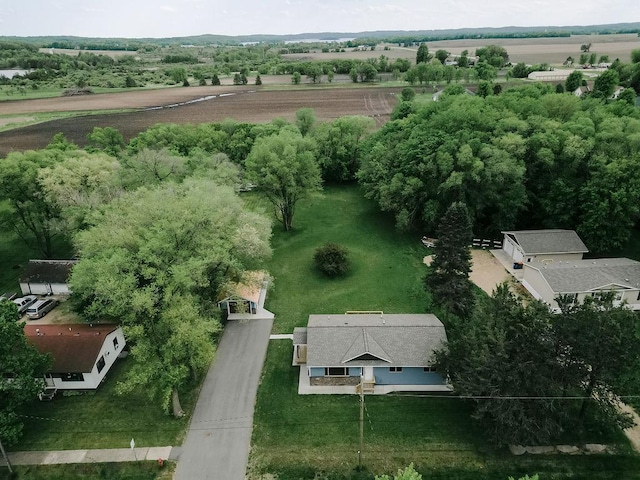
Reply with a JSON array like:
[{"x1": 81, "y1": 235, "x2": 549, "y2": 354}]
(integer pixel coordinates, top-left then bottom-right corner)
[{"x1": 20, "y1": 259, "x2": 77, "y2": 296}]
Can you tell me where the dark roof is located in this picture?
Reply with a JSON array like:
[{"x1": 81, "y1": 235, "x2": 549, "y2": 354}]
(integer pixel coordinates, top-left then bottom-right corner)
[
  {"x1": 502, "y1": 230, "x2": 588, "y2": 255},
  {"x1": 24, "y1": 324, "x2": 119, "y2": 373},
  {"x1": 305, "y1": 314, "x2": 446, "y2": 367},
  {"x1": 20, "y1": 260, "x2": 77, "y2": 284}
]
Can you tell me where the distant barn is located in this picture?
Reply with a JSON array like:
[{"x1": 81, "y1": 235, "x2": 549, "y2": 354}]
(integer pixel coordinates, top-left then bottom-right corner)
[{"x1": 20, "y1": 259, "x2": 77, "y2": 296}]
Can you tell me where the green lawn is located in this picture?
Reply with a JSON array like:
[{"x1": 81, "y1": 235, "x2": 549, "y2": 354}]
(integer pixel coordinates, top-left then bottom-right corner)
[
  {"x1": 249, "y1": 186, "x2": 640, "y2": 479},
  {"x1": 0, "y1": 462, "x2": 174, "y2": 480},
  {"x1": 260, "y1": 185, "x2": 432, "y2": 334},
  {"x1": 12, "y1": 359, "x2": 194, "y2": 451}
]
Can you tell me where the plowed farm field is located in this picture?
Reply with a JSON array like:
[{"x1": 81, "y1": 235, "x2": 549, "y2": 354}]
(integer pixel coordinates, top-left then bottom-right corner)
[{"x1": 0, "y1": 86, "x2": 400, "y2": 156}]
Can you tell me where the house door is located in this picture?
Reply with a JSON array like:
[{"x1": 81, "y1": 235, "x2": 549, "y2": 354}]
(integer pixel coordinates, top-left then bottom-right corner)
[{"x1": 363, "y1": 367, "x2": 374, "y2": 382}]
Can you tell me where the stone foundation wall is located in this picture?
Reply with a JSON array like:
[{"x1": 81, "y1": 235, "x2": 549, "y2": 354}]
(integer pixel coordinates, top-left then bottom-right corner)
[{"x1": 310, "y1": 376, "x2": 360, "y2": 387}]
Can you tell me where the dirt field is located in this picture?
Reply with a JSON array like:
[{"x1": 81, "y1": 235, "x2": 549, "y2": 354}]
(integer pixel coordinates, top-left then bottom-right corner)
[
  {"x1": 0, "y1": 86, "x2": 400, "y2": 156},
  {"x1": 287, "y1": 34, "x2": 640, "y2": 65}
]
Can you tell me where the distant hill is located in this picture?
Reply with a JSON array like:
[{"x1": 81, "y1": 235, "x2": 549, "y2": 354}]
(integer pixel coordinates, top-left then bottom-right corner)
[{"x1": 1, "y1": 22, "x2": 639, "y2": 48}]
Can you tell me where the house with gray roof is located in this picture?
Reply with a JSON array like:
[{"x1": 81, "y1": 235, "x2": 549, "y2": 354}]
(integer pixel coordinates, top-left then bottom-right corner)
[
  {"x1": 293, "y1": 313, "x2": 450, "y2": 395},
  {"x1": 501, "y1": 229, "x2": 588, "y2": 266},
  {"x1": 522, "y1": 258, "x2": 640, "y2": 312}
]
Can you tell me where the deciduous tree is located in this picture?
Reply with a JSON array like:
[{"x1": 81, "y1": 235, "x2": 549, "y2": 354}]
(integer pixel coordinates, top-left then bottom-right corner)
[
  {"x1": 245, "y1": 128, "x2": 321, "y2": 231},
  {"x1": 70, "y1": 180, "x2": 271, "y2": 416},
  {"x1": 0, "y1": 301, "x2": 51, "y2": 446}
]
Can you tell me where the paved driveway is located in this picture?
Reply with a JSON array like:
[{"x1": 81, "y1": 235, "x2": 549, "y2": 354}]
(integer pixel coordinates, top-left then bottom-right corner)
[{"x1": 174, "y1": 318, "x2": 273, "y2": 480}]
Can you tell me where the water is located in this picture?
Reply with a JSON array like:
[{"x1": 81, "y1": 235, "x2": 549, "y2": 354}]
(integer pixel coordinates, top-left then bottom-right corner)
[{"x1": 0, "y1": 69, "x2": 29, "y2": 79}]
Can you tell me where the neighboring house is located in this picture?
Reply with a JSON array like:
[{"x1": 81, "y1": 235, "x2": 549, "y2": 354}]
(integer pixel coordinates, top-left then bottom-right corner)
[
  {"x1": 573, "y1": 85, "x2": 591, "y2": 97},
  {"x1": 24, "y1": 324, "x2": 126, "y2": 390},
  {"x1": 501, "y1": 229, "x2": 588, "y2": 265},
  {"x1": 611, "y1": 86, "x2": 625, "y2": 99},
  {"x1": 522, "y1": 258, "x2": 640, "y2": 313},
  {"x1": 217, "y1": 271, "x2": 274, "y2": 320},
  {"x1": 20, "y1": 259, "x2": 77, "y2": 296},
  {"x1": 293, "y1": 313, "x2": 450, "y2": 395}
]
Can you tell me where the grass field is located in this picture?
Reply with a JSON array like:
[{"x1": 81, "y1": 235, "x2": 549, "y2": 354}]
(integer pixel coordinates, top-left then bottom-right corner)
[
  {"x1": 257, "y1": 185, "x2": 431, "y2": 334},
  {"x1": 248, "y1": 185, "x2": 640, "y2": 479},
  {"x1": 12, "y1": 359, "x2": 194, "y2": 451},
  {"x1": 0, "y1": 462, "x2": 174, "y2": 480}
]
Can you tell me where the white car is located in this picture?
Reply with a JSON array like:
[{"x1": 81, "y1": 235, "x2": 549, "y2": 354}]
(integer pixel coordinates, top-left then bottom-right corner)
[{"x1": 13, "y1": 295, "x2": 38, "y2": 316}]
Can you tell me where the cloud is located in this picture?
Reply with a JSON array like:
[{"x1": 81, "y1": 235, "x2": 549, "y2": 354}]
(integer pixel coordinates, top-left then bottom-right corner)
[{"x1": 160, "y1": 5, "x2": 176, "y2": 12}]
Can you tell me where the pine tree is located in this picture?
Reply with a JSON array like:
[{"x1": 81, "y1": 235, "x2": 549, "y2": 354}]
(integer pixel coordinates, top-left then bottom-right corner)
[{"x1": 425, "y1": 201, "x2": 474, "y2": 318}]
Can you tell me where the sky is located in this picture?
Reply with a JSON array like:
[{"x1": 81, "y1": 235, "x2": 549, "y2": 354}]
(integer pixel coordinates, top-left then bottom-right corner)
[{"x1": 2, "y1": 0, "x2": 639, "y2": 38}]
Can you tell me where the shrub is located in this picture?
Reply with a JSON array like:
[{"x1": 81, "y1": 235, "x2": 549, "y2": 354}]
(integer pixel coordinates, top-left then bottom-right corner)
[{"x1": 314, "y1": 243, "x2": 350, "y2": 277}]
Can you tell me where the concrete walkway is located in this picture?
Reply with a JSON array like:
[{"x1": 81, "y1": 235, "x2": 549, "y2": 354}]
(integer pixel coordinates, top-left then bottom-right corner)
[
  {"x1": 174, "y1": 318, "x2": 273, "y2": 480},
  {"x1": 1, "y1": 446, "x2": 172, "y2": 466}
]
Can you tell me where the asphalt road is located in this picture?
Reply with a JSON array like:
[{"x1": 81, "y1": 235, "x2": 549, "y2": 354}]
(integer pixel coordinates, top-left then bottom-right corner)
[{"x1": 174, "y1": 318, "x2": 273, "y2": 480}]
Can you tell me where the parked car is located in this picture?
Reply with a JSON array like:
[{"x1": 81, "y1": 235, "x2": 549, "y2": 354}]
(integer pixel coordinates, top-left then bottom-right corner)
[
  {"x1": 26, "y1": 298, "x2": 59, "y2": 319},
  {"x1": 13, "y1": 295, "x2": 38, "y2": 316}
]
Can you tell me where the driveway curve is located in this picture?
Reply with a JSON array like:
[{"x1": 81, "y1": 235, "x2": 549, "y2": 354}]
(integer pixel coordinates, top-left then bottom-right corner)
[{"x1": 174, "y1": 318, "x2": 273, "y2": 480}]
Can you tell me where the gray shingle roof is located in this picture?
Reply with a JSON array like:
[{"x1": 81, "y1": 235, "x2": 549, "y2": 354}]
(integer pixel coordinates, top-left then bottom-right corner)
[
  {"x1": 534, "y1": 258, "x2": 640, "y2": 292},
  {"x1": 305, "y1": 314, "x2": 446, "y2": 368},
  {"x1": 502, "y1": 229, "x2": 588, "y2": 255},
  {"x1": 20, "y1": 260, "x2": 77, "y2": 284}
]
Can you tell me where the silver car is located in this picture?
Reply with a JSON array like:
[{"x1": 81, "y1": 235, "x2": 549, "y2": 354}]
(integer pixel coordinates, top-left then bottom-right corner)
[{"x1": 13, "y1": 295, "x2": 38, "y2": 316}]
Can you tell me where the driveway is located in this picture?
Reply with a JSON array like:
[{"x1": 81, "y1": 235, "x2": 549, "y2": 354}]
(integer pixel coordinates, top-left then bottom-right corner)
[
  {"x1": 174, "y1": 318, "x2": 273, "y2": 480},
  {"x1": 469, "y1": 249, "x2": 513, "y2": 295}
]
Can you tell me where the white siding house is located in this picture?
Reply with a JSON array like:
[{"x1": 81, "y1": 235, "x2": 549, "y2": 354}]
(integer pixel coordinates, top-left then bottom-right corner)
[
  {"x1": 24, "y1": 324, "x2": 126, "y2": 390},
  {"x1": 20, "y1": 260, "x2": 77, "y2": 296},
  {"x1": 522, "y1": 258, "x2": 640, "y2": 312},
  {"x1": 501, "y1": 230, "x2": 588, "y2": 265}
]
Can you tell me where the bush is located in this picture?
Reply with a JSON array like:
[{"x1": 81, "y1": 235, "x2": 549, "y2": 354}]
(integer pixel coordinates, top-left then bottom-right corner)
[{"x1": 314, "y1": 243, "x2": 350, "y2": 277}]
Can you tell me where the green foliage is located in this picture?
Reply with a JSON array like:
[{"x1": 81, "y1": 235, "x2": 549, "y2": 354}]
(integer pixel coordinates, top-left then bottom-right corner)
[
  {"x1": 426, "y1": 202, "x2": 474, "y2": 318},
  {"x1": 476, "y1": 45, "x2": 509, "y2": 67},
  {"x1": 0, "y1": 301, "x2": 51, "y2": 446},
  {"x1": 358, "y1": 85, "x2": 640, "y2": 252},
  {"x1": 70, "y1": 180, "x2": 272, "y2": 414},
  {"x1": 295, "y1": 108, "x2": 316, "y2": 136},
  {"x1": 439, "y1": 286, "x2": 640, "y2": 446},
  {"x1": 86, "y1": 126, "x2": 125, "y2": 156},
  {"x1": 565, "y1": 70, "x2": 584, "y2": 92},
  {"x1": 632, "y1": 49, "x2": 640, "y2": 64},
  {"x1": 245, "y1": 128, "x2": 322, "y2": 231},
  {"x1": 312, "y1": 116, "x2": 374, "y2": 184},
  {"x1": 401, "y1": 87, "x2": 416, "y2": 101},
  {"x1": 255, "y1": 73, "x2": 262, "y2": 85},
  {"x1": 416, "y1": 44, "x2": 431, "y2": 64},
  {"x1": 593, "y1": 68, "x2": 620, "y2": 98},
  {"x1": 292, "y1": 71, "x2": 301, "y2": 84},
  {"x1": 313, "y1": 242, "x2": 350, "y2": 277},
  {"x1": 0, "y1": 149, "x2": 64, "y2": 257},
  {"x1": 376, "y1": 464, "x2": 422, "y2": 480}
]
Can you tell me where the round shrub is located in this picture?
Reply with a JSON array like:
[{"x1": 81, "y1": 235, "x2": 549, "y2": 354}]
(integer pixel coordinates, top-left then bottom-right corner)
[{"x1": 314, "y1": 243, "x2": 350, "y2": 277}]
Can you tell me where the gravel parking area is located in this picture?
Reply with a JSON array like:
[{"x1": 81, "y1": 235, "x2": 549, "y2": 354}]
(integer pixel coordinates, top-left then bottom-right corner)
[{"x1": 469, "y1": 249, "x2": 513, "y2": 295}]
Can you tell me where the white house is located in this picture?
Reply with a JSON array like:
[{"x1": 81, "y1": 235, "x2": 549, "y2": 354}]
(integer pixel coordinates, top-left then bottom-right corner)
[
  {"x1": 24, "y1": 324, "x2": 126, "y2": 390},
  {"x1": 501, "y1": 229, "x2": 588, "y2": 265},
  {"x1": 521, "y1": 258, "x2": 640, "y2": 312},
  {"x1": 20, "y1": 259, "x2": 77, "y2": 296},
  {"x1": 293, "y1": 313, "x2": 451, "y2": 395}
]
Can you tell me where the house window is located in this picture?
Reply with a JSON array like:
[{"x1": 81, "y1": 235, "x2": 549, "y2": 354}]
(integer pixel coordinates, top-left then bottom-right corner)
[
  {"x1": 61, "y1": 372, "x2": 84, "y2": 382},
  {"x1": 325, "y1": 367, "x2": 348, "y2": 376},
  {"x1": 113, "y1": 337, "x2": 119, "y2": 350},
  {"x1": 96, "y1": 356, "x2": 106, "y2": 374},
  {"x1": 390, "y1": 367, "x2": 403, "y2": 373},
  {"x1": 637, "y1": 291, "x2": 640, "y2": 301},
  {"x1": 423, "y1": 366, "x2": 437, "y2": 372}
]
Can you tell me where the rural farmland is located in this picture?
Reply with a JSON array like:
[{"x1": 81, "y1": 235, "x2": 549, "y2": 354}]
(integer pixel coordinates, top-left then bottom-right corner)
[{"x1": 0, "y1": 86, "x2": 400, "y2": 156}]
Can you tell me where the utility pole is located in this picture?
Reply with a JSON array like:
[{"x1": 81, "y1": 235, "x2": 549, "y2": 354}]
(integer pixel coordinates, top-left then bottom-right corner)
[
  {"x1": 0, "y1": 438, "x2": 13, "y2": 474},
  {"x1": 358, "y1": 385, "x2": 364, "y2": 470}
]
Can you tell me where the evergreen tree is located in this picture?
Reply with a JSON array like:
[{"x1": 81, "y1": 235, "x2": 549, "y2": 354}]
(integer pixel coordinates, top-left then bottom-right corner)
[
  {"x1": 425, "y1": 201, "x2": 474, "y2": 318},
  {"x1": 255, "y1": 74, "x2": 262, "y2": 85}
]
